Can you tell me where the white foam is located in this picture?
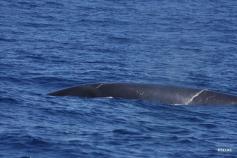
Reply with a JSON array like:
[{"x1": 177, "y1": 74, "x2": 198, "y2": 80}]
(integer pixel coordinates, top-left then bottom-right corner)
[
  {"x1": 105, "y1": 96, "x2": 114, "y2": 99},
  {"x1": 96, "y1": 84, "x2": 104, "y2": 89},
  {"x1": 185, "y1": 89, "x2": 206, "y2": 105}
]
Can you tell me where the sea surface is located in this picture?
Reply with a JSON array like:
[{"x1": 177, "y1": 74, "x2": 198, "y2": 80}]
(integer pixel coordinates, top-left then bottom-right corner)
[{"x1": 0, "y1": 0, "x2": 237, "y2": 157}]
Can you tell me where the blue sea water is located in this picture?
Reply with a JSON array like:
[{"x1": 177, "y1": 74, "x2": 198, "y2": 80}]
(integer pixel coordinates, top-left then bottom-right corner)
[{"x1": 0, "y1": 0, "x2": 237, "y2": 157}]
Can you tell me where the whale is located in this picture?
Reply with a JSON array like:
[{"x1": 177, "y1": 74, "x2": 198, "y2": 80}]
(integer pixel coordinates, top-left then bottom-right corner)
[{"x1": 48, "y1": 83, "x2": 237, "y2": 105}]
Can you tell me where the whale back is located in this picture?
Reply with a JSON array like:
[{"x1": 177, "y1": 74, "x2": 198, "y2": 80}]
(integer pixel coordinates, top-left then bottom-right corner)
[
  {"x1": 49, "y1": 83, "x2": 208, "y2": 105},
  {"x1": 48, "y1": 83, "x2": 237, "y2": 105}
]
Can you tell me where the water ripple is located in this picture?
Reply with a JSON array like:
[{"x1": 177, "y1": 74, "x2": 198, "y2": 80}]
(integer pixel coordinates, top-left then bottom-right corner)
[{"x1": 1, "y1": 0, "x2": 237, "y2": 157}]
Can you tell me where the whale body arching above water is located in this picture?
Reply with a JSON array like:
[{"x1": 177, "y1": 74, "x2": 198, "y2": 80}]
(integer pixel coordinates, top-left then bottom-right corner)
[{"x1": 48, "y1": 83, "x2": 237, "y2": 105}]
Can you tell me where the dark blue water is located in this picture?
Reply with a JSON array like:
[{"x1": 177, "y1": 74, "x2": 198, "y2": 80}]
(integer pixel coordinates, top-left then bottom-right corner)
[{"x1": 1, "y1": 0, "x2": 237, "y2": 157}]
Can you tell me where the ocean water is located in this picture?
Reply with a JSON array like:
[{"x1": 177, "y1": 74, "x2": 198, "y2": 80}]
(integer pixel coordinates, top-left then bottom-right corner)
[{"x1": 0, "y1": 0, "x2": 237, "y2": 157}]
